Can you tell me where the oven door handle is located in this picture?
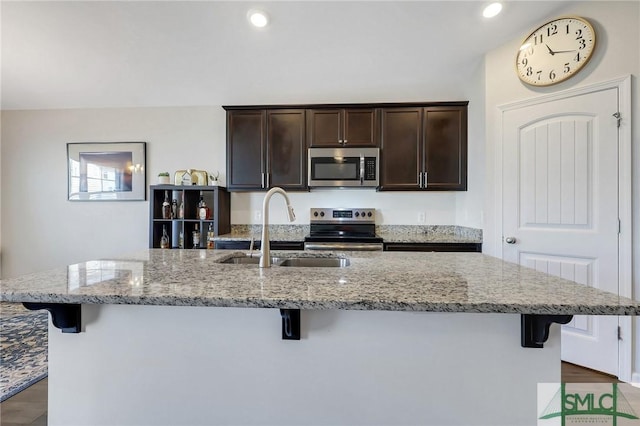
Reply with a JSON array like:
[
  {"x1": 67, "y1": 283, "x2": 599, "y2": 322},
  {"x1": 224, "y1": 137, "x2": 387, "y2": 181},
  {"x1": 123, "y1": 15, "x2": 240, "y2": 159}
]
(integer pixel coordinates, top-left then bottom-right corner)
[{"x1": 304, "y1": 242, "x2": 383, "y2": 251}]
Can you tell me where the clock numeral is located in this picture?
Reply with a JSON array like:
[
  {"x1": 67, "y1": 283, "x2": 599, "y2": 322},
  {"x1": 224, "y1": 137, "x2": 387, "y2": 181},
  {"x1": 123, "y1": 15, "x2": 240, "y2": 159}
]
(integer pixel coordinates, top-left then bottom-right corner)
[
  {"x1": 549, "y1": 70, "x2": 556, "y2": 80},
  {"x1": 534, "y1": 34, "x2": 544, "y2": 45},
  {"x1": 521, "y1": 58, "x2": 528, "y2": 67},
  {"x1": 526, "y1": 67, "x2": 533, "y2": 77},
  {"x1": 536, "y1": 70, "x2": 542, "y2": 81},
  {"x1": 574, "y1": 52, "x2": 581, "y2": 62},
  {"x1": 566, "y1": 24, "x2": 571, "y2": 34},
  {"x1": 564, "y1": 63, "x2": 571, "y2": 73},
  {"x1": 576, "y1": 29, "x2": 583, "y2": 39},
  {"x1": 578, "y1": 39, "x2": 586, "y2": 50},
  {"x1": 547, "y1": 24, "x2": 558, "y2": 37}
]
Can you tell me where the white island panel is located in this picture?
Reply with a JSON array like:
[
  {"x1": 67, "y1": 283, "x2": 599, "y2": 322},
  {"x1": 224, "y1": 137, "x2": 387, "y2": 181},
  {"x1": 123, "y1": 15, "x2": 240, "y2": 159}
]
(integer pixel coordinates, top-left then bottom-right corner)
[{"x1": 49, "y1": 304, "x2": 559, "y2": 426}]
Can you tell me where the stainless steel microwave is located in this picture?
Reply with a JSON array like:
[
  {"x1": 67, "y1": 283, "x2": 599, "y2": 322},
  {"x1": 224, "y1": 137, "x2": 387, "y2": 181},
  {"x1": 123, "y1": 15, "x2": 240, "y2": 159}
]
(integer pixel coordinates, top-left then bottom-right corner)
[{"x1": 308, "y1": 147, "x2": 379, "y2": 188}]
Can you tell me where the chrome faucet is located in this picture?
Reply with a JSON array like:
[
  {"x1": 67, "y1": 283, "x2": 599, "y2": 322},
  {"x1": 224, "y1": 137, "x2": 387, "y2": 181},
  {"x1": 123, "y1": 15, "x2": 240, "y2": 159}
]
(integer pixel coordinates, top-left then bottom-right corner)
[{"x1": 260, "y1": 187, "x2": 296, "y2": 268}]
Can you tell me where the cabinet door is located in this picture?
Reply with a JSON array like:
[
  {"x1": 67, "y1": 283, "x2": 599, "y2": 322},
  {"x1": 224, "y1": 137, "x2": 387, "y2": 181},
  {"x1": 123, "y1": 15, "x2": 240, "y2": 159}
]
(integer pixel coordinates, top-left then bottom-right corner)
[
  {"x1": 308, "y1": 109, "x2": 342, "y2": 147},
  {"x1": 343, "y1": 109, "x2": 378, "y2": 147},
  {"x1": 227, "y1": 110, "x2": 266, "y2": 190},
  {"x1": 423, "y1": 106, "x2": 467, "y2": 190},
  {"x1": 309, "y1": 109, "x2": 378, "y2": 147},
  {"x1": 379, "y1": 108, "x2": 423, "y2": 190},
  {"x1": 267, "y1": 109, "x2": 307, "y2": 189}
]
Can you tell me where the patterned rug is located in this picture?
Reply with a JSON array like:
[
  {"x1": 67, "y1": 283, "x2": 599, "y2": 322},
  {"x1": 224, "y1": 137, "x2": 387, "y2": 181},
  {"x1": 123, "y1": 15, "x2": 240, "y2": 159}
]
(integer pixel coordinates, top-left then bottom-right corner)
[{"x1": 0, "y1": 302, "x2": 48, "y2": 402}]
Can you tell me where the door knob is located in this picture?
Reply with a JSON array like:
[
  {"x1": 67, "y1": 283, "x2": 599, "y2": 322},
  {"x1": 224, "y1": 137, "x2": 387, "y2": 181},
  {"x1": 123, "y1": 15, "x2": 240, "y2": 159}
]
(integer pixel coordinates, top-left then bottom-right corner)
[{"x1": 505, "y1": 237, "x2": 516, "y2": 244}]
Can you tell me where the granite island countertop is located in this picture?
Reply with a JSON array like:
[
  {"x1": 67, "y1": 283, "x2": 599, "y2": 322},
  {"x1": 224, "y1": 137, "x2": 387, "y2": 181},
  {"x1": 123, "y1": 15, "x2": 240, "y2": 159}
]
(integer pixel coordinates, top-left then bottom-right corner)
[{"x1": 1, "y1": 250, "x2": 638, "y2": 315}]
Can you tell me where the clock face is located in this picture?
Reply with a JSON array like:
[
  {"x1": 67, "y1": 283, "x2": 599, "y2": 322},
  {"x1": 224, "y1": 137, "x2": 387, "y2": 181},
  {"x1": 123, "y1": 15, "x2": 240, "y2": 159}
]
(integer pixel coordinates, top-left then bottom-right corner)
[{"x1": 516, "y1": 17, "x2": 596, "y2": 86}]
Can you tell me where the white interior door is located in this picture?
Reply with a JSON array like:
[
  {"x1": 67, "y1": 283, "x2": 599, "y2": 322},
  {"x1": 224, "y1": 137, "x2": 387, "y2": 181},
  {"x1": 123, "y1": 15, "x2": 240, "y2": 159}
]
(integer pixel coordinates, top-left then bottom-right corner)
[{"x1": 502, "y1": 87, "x2": 620, "y2": 376}]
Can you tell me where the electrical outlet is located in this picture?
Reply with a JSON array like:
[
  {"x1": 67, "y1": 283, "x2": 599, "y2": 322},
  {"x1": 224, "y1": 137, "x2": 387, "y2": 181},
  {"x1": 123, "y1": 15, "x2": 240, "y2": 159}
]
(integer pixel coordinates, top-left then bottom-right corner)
[
  {"x1": 254, "y1": 210, "x2": 262, "y2": 221},
  {"x1": 418, "y1": 212, "x2": 426, "y2": 223}
]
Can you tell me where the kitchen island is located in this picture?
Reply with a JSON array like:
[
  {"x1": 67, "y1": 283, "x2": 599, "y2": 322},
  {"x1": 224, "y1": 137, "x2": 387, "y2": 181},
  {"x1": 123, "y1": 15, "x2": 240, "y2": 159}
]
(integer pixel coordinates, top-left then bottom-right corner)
[{"x1": 2, "y1": 249, "x2": 639, "y2": 425}]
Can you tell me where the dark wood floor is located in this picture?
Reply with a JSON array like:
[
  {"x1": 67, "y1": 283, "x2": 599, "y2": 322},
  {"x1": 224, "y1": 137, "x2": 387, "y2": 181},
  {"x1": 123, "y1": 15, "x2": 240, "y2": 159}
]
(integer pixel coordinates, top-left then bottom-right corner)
[
  {"x1": 0, "y1": 363, "x2": 622, "y2": 425},
  {"x1": 0, "y1": 378, "x2": 47, "y2": 426}
]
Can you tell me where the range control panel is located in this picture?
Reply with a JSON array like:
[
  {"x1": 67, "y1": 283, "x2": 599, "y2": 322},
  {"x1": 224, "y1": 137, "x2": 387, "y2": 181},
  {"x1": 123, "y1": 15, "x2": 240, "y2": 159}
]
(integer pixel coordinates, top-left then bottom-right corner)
[{"x1": 309, "y1": 208, "x2": 376, "y2": 223}]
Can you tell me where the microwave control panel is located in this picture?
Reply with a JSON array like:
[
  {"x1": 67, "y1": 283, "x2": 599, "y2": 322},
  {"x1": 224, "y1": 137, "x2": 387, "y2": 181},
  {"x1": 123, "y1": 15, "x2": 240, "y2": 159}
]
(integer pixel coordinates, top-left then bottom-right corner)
[{"x1": 364, "y1": 157, "x2": 377, "y2": 180}]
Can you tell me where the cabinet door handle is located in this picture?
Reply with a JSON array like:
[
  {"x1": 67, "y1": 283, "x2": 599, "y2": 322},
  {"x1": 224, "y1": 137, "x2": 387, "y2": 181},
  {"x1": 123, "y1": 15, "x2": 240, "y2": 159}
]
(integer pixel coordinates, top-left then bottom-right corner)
[
  {"x1": 418, "y1": 172, "x2": 423, "y2": 188},
  {"x1": 338, "y1": 139, "x2": 343, "y2": 145},
  {"x1": 266, "y1": 173, "x2": 270, "y2": 188},
  {"x1": 261, "y1": 172, "x2": 266, "y2": 189},
  {"x1": 343, "y1": 139, "x2": 347, "y2": 145},
  {"x1": 424, "y1": 171, "x2": 428, "y2": 189}
]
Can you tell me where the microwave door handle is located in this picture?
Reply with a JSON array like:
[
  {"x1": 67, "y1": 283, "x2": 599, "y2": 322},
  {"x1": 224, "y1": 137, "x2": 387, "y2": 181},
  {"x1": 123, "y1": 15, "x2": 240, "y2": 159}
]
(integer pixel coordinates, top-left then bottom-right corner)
[{"x1": 360, "y1": 156, "x2": 365, "y2": 185}]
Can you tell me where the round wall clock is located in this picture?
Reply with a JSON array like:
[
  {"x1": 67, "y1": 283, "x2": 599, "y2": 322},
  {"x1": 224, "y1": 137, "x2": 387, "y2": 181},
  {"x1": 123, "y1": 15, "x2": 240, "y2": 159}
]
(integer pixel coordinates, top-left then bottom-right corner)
[{"x1": 515, "y1": 16, "x2": 596, "y2": 86}]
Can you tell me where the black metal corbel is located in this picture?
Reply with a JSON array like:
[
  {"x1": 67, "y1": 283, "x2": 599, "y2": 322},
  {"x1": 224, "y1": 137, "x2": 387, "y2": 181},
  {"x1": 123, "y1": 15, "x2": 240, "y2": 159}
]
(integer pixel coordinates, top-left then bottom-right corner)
[
  {"x1": 280, "y1": 309, "x2": 300, "y2": 340},
  {"x1": 521, "y1": 314, "x2": 573, "y2": 348},
  {"x1": 23, "y1": 302, "x2": 82, "y2": 333}
]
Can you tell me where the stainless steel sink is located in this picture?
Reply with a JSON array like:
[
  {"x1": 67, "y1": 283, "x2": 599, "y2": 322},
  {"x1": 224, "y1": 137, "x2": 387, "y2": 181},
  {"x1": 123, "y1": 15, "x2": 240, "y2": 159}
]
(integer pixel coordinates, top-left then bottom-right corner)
[
  {"x1": 279, "y1": 258, "x2": 350, "y2": 268},
  {"x1": 221, "y1": 256, "x2": 282, "y2": 265},
  {"x1": 220, "y1": 256, "x2": 349, "y2": 267}
]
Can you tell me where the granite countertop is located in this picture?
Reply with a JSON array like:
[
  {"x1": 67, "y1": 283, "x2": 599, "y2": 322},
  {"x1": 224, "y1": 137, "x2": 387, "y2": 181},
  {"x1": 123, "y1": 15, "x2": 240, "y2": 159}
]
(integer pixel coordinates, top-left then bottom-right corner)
[
  {"x1": 1, "y1": 250, "x2": 638, "y2": 315},
  {"x1": 215, "y1": 225, "x2": 482, "y2": 244},
  {"x1": 215, "y1": 225, "x2": 309, "y2": 242}
]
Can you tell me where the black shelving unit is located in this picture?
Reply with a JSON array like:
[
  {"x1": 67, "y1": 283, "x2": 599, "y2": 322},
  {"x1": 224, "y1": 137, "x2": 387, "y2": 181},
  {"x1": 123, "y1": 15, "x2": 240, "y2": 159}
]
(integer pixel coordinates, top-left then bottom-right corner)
[{"x1": 149, "y1": 185, "x2": 230, "y2": 249}]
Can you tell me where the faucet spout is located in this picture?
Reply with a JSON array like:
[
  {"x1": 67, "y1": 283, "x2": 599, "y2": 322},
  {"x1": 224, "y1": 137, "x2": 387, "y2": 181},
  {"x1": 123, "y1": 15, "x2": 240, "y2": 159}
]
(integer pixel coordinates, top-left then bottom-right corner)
[{"x1": 260, "y1": 187, "x2": 296, "y2": 268}]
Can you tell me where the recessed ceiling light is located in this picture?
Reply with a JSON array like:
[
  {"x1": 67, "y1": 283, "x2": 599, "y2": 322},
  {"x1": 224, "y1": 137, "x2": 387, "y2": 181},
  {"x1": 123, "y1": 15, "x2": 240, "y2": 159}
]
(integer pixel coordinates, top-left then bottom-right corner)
[
  {"x1": 247, "y1": 9, "x2": 269, "y2": 28},
  {"x1": 483, "y1": 2, "x2": 503, "y2": 18}
]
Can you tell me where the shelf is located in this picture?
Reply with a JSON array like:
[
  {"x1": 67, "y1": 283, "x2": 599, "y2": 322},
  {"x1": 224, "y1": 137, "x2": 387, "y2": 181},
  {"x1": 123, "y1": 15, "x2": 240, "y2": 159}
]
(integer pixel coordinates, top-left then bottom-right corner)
[{"x1": 149, "y1": 186, "x2": 230, "y2": 249}]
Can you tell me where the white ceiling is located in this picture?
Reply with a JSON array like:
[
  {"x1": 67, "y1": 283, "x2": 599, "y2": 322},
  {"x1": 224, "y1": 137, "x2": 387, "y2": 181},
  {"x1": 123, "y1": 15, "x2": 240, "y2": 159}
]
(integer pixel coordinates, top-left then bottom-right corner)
[{"x1": 1, "y1": 1, "x2": 572, "y2": 110}]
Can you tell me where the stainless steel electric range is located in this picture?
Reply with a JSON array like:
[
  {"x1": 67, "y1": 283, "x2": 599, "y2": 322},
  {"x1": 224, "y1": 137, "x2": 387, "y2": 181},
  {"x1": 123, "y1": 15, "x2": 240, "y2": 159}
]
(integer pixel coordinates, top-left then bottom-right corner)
[{"x1": 304, "y1": 208, "x2": 383, "y2": 251}]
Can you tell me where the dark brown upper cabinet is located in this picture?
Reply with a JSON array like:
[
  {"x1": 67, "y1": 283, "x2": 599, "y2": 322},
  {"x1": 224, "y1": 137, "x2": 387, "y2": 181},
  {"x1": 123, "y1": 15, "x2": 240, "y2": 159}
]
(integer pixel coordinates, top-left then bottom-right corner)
[
  {"x1": 226, "y1": 109, "x2": 306, "y2": 191},
  {"x1": 379, "y1": 107, "x2": 423, "y2": 190},
  {"x1": 267, "y1": 109, "x2": 306, "y2": 189},
  {"x1": 308, "y1": 109, "x2": 378, "y2": 147},
  {"x1": 226, "y1": 110, "x2": 265, "y2": 190},
  {"x1": 225, "y1": 102, "x2": 466, "y2": 192},
  {"x1": 379, "y1": 103, "x2": 467, "y2": 191}
]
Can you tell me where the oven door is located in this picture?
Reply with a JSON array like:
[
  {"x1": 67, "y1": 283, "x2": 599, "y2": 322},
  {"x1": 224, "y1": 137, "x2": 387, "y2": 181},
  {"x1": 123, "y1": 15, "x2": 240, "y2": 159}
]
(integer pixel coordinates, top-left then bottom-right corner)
[
  {"x1": 304, "y1": 241, "x2": 384, "y2": 251},
  {"x1": 308, "y1": 148, "x2": 379, "y2": 188}
]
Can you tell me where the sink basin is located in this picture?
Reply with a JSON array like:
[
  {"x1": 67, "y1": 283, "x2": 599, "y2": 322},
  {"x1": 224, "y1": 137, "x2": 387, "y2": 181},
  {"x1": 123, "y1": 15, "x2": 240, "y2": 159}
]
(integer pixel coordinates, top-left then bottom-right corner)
[
  {"x1": 221, "y1": 256, "x2": 282, "y2": 265},
  {"x1": 279, "y1": 258, "x2": 350, "y2": 268},
  {"x1": 220, "y1": 255, "x2": 349, "y2": 267}
]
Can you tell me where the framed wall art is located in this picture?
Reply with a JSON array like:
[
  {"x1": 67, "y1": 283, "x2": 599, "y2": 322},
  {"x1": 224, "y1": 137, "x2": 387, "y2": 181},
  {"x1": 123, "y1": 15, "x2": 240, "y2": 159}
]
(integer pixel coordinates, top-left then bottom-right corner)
[{"x1": 67, "y1": 142, "x2": 147, "y2": 201}]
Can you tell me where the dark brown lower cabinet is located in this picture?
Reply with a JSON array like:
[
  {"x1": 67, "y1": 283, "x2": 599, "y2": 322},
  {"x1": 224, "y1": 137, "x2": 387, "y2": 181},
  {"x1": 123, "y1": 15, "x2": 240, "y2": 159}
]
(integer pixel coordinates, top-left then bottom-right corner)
[{"x1": 383, "y1": 242, "x2": 481, "y2": 252}]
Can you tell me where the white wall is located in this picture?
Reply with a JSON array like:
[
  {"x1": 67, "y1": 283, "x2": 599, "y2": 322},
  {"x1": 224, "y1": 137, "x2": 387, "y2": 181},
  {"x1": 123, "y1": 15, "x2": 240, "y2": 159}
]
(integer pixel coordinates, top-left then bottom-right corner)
[
  {"x1": 1, "y1": 107, "x2": 226, "y2": 277},
  {"x1": 484, "y1": 1, "x2": 639, "y2": 377}
]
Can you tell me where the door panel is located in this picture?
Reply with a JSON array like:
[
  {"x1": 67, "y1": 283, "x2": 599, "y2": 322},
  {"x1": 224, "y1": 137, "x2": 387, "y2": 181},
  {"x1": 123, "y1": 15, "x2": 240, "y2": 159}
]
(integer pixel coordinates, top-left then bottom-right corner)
[
  {"x1": 267, "y1": 110, "x2": 306, "y2": 189},
  {"x1": 379, "y1": 107, "x2": 422, "y2": 190},
  {"x1": 308, "y1": 110, "x2": 341, "y2": 147},
  {"x1": 519, "y1": 118, "x2": 593, "y2": 229},
  {"x1": 227, "y1": 111, "x2": 265, "y2": 190},
  {"x1": 344, "y1": 109, "x2": 378, "y2": 147},
  {"x1": 423, "y1": 107, "x2": 467, "y2": 190},
  {"x1": 503, "y1": 88, "x2": 619, "y2": 376},
  {"x1": 519, "y1": 252, "x2": 595, "y2": 336}
]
